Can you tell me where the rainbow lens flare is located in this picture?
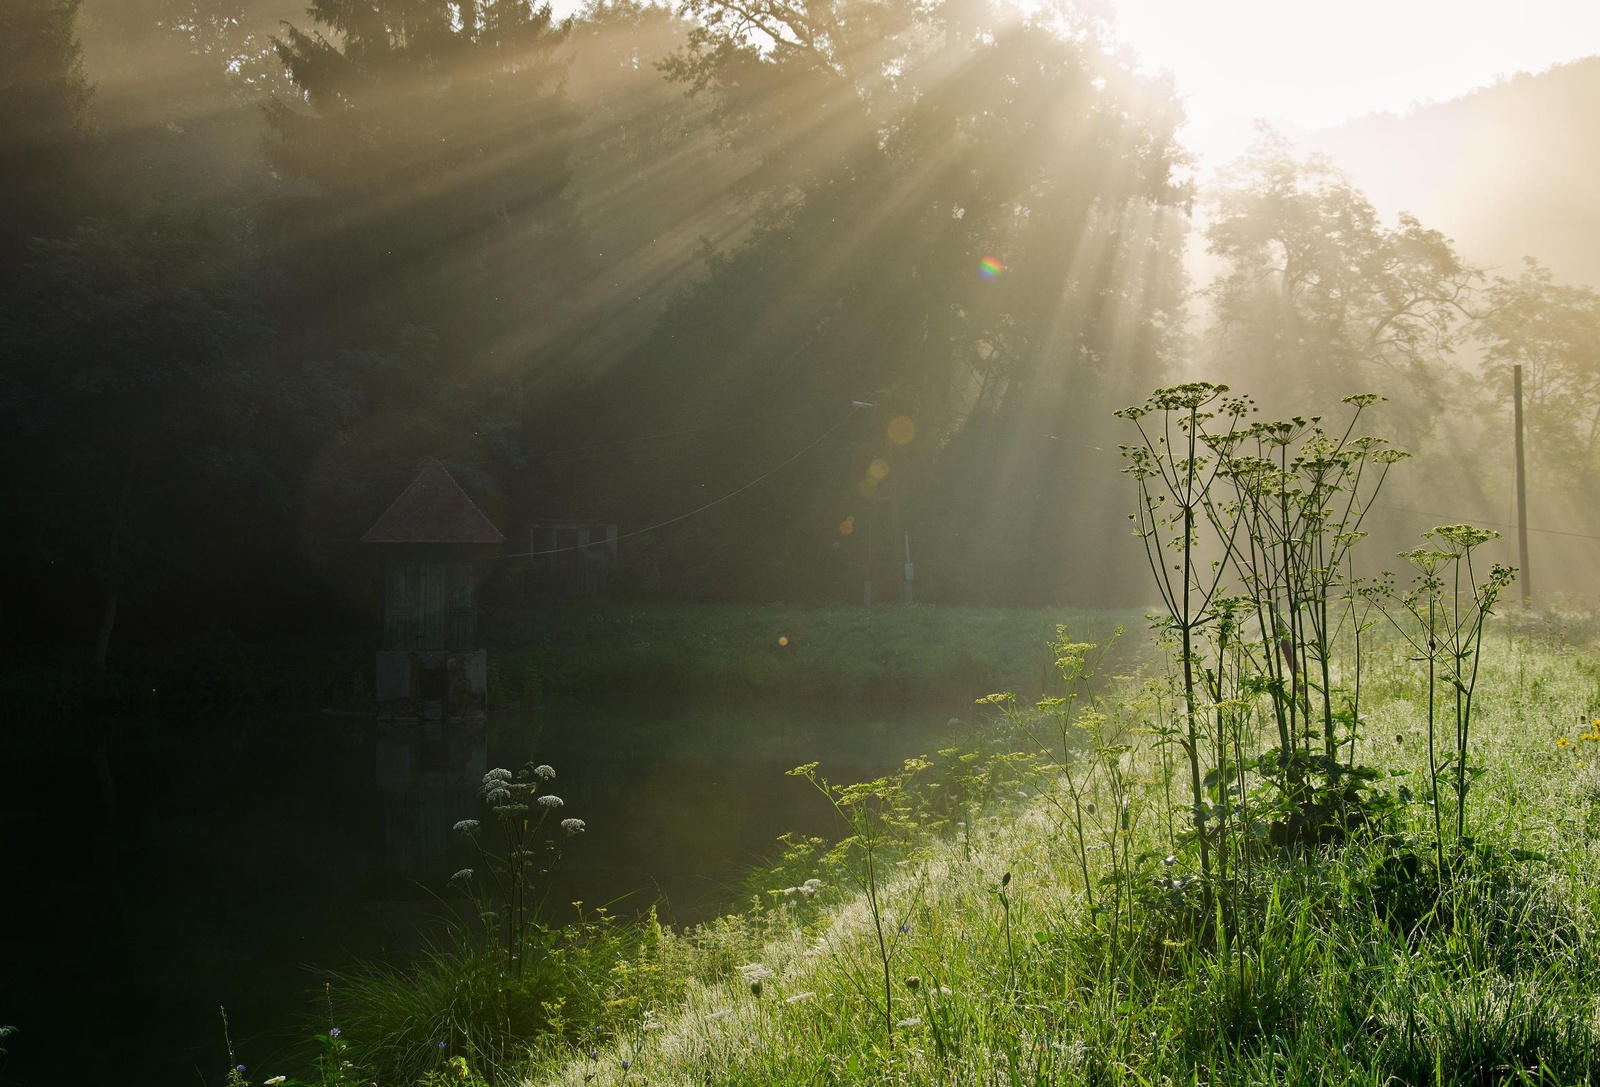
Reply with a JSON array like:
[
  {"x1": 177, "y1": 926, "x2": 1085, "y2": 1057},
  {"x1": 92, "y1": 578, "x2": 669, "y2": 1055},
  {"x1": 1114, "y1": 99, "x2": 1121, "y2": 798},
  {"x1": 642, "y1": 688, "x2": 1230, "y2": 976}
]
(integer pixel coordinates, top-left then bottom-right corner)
[{"x1": 978, "y1": 256, "x2": 1004, "y2": 280}]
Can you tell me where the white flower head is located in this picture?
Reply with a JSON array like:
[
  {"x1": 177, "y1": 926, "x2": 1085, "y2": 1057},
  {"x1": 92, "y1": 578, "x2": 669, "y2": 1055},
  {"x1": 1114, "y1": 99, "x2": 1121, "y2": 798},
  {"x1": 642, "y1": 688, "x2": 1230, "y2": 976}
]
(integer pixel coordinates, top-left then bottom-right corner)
[
  {"x1": 266, "y1": 1078, "x2": 287, "y2": 1085},
  {"x1": 486, "y1": 787, "x2": 511, "y2": 805},
  {"x1": 532, "y1": 764, "x2": 556, "y2": 780},
  {"x1": 452, "y1": 819, "x2": 480, "y2": 834},
  {"x1": 537, "y1": 794, "x2": 564, "y2": 809},
  {"x1": 484, "y1": 768, "x2": 512, "y2": 783},
  {"x1": 450, "y1": 868, "x2": 474, "y2": 882},
  {"x1": 896, "y1": 1017, "x2": 923, "y2": 1028},
  {"x1": 561, "y1": 818, "x2": 586, "y2": 834}
]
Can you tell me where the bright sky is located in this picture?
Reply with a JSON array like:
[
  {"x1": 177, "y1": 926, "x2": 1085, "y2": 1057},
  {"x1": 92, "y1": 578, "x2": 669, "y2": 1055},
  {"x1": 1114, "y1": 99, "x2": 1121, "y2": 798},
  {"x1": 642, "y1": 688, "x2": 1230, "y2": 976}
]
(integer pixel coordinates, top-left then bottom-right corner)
[{"x1": 1109, "y1": 0, "x2": 1600, "y2": 169}]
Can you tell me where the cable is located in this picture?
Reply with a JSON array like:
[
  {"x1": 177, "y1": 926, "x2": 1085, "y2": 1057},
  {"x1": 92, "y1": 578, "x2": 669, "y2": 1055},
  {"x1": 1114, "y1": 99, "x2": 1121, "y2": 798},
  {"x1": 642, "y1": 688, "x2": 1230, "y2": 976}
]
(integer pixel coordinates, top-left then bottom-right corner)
[
  {"x1": 1373, "y1": 503, "x2": 1600, "y2": 543},
  {"x1": 526, "y1": 402, "x2": 827, "y2": 461},
  {"x1": 497, "y1": 403, "x2": 868, "y2": 559}
]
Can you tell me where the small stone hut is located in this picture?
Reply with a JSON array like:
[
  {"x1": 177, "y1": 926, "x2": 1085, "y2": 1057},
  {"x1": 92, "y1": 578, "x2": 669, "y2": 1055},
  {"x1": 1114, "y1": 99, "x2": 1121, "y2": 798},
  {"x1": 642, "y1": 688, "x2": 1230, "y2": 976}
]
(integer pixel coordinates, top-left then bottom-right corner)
[{"x1": 362, "y1": 460, "x2": 504, "y2": 721}]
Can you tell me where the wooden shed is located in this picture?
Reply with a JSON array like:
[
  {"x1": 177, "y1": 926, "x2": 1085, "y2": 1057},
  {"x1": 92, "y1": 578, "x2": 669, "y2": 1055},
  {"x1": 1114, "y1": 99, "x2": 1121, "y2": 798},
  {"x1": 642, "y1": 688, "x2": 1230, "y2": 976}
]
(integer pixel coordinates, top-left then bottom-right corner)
[{"x1": 363, "y1": 460, "x2": 504, "y2": 721}]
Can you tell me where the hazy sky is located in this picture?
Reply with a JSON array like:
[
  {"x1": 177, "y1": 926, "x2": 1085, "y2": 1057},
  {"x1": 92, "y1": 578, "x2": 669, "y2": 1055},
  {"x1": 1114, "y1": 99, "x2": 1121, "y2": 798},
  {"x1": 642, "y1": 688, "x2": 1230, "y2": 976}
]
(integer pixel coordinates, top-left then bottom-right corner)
[{"x1": 1110, "y1": 0, "x2": 1600, "y2": 168}]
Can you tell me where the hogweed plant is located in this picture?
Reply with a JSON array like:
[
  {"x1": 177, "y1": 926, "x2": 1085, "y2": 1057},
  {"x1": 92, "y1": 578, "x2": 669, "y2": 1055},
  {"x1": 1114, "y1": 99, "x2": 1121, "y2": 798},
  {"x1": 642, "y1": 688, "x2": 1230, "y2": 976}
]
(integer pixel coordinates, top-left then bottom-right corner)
[
  {"x1": 1373, "y1": 526, "x2": 1516, "y2": 869},
  {"x1": 1116, "y1": 384, "x2": 1511, "y2": 950},
  {"x1": 452, "y1": 763, "x2": 587, "y2": 980},
  {"x1": 788, "y1": 759, "x2": 929, "y2": 1046}
]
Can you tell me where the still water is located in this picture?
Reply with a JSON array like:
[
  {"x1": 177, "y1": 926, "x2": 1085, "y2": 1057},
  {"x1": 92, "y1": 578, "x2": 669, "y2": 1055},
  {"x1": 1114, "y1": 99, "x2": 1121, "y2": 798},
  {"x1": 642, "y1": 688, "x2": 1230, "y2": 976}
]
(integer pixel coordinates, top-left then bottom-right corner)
[{"x1": 1, "y1": 698, "x2": 963, "y2": 1085}]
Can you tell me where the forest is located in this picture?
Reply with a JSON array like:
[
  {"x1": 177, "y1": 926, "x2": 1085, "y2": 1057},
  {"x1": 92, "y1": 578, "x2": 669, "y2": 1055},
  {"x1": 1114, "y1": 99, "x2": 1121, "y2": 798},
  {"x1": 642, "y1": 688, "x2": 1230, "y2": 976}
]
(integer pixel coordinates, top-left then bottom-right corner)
[
  {"x1": 6, "y1": 0, "x2": 1599, "y2": 671},
  {"x1": 12, "y1": 3, "x2": 1600, "y2": 1086}
]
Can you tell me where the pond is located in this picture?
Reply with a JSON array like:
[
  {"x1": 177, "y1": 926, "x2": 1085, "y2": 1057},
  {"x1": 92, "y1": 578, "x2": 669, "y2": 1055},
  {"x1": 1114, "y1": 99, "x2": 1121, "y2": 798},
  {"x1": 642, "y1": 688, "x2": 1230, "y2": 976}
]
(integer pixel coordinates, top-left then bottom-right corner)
[{"x1": 0, "y1": 697, "x2": 969, "y2": 1085}]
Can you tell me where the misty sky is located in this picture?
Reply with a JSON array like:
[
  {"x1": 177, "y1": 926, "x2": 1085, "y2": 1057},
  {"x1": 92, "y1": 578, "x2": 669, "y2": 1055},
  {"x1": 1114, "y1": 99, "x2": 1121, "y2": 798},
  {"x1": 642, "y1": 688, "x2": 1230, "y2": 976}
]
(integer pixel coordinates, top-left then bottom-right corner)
[{"x1": 1109, "y1": 0, "x2": 1600, "y2": 167}]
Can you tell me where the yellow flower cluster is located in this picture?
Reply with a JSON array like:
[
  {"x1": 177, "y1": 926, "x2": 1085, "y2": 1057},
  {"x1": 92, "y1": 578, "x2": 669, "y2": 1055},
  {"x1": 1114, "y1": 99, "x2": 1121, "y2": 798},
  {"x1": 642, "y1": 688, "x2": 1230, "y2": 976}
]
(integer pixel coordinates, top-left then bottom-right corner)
[{"x1": 1556, "y1": 720, "x2": 1600, "y2": 766}]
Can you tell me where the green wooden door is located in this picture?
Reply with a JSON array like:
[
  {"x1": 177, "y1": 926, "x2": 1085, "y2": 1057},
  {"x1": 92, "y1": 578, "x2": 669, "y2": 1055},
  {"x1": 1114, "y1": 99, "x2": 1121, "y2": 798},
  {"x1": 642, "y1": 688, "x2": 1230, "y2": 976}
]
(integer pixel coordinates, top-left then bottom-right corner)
[
  {"x1": 384, "y1": 562, "x2": 419, "y2": 649},
  {"x1": 417, "y1": 562, "x2": 445, "y2": 649},
  {"x1": 443, "y1": 563, "x2": 475, "y2": 649}
]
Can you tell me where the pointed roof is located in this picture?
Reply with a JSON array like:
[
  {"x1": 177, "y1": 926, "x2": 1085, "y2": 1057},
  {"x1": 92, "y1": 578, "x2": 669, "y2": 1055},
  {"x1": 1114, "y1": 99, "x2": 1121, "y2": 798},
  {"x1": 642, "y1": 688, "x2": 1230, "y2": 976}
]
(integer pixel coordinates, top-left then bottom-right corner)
[{"x1": 361, "y1": 460, "x2": 505, "y2": 544}]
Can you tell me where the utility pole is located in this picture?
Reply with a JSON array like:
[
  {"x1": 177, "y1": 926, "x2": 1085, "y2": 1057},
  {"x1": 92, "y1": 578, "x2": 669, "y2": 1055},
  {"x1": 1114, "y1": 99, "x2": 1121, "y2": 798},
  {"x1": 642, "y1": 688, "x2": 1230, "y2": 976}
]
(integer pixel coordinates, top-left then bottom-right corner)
[
  {"x1": 1514, "y1": 363, "x2": 1530, "y2": 603},
  {"x1": 863, "y1": 504, "x2": 873, "y2": 608},
  {"x1": 903, "y1": 532, "x2": 914, "y2": 606}
]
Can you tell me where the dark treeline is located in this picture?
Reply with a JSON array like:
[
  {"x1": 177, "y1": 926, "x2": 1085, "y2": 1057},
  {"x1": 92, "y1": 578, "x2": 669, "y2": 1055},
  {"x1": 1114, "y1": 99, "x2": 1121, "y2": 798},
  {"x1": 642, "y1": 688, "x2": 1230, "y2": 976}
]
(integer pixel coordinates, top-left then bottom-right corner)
[{"x1": 3, "y1": 0, "x2": 1598, "y2": 665}]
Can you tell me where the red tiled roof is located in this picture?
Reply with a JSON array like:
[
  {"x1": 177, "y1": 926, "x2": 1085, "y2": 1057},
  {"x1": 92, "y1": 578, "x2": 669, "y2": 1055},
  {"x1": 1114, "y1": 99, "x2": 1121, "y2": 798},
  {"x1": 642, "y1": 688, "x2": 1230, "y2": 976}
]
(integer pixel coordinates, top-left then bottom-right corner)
[{"x1": 361, "y1": 460, "x2": 506, "y2": 544}]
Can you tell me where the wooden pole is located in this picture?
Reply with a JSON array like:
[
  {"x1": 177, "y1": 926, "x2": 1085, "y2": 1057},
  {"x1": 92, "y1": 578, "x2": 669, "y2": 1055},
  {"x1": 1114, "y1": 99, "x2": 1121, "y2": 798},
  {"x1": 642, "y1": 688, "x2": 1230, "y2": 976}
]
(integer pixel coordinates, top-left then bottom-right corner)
[
  {"x1": 1514, "y1": 363, "x2": 1530, "y2": 602},
  {"x1": 903, "y1": 532, "x2": 914, "y2": 606}
]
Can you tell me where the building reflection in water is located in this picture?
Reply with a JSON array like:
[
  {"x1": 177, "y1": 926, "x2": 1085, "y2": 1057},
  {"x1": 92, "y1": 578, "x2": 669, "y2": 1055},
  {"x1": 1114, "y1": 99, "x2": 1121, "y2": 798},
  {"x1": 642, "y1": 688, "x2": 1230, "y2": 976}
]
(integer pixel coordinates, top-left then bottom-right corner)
[{"x1": 374, "y1": 719, "x2": 488, "y2": 879}]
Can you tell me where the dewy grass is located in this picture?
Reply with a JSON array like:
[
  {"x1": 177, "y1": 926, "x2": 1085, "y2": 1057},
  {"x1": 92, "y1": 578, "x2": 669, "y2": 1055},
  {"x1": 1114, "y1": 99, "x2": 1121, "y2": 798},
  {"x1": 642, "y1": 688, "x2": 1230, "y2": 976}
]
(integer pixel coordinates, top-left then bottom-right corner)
[
  {"x1": 229, "y1": 391, "x2": 1595, "y2": 1085},
  {"x1": 515, "y1": 632, "x2": 1600, "y2": 1087}
]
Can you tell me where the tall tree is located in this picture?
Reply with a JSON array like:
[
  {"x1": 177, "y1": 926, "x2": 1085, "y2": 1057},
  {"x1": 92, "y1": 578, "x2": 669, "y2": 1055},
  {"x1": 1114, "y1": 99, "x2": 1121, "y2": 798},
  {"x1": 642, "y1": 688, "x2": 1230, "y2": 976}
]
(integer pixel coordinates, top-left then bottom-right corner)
[
  {"x1": 1477, "y1": 258, "x2": 1600, "y2": 492},
  {"x1": 0, "y1": 210, "x2": 282, "y2": 664},
  {"x1": 0, "y1": 0, "x2": 95, "y2": 274},
  {"x1": 1202, "y1": 128, "x2": 1477, "y2": 428},
  {"x1": 582, "y1": 0, "x2": 1190, "y2": 603},
  {"x1": 268, "y1": 0, "x2": 580, "y2": 368}
]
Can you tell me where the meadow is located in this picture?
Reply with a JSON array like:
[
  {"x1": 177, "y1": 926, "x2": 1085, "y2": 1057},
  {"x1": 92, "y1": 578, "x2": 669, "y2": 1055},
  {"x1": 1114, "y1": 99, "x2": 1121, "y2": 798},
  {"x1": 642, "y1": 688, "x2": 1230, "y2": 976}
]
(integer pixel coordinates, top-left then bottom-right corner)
[{"x1": 224, "y1": 388, "x2": 1600, "y2": 1086}]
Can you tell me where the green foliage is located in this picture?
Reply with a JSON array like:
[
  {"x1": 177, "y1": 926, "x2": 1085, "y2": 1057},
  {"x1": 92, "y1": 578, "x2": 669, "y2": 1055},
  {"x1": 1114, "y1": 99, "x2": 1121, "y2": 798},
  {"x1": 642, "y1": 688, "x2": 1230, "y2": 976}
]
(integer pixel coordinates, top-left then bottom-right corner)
[
  {"x1": 1203, "y1": 129, "x2": 1476, "y2": 429},
  {"x1": 487, "y1": 602, "x2": 1138, "y2": 703},
  {"x1": 1477, "y1": 258, "x2": 1600, "y2": 490}
]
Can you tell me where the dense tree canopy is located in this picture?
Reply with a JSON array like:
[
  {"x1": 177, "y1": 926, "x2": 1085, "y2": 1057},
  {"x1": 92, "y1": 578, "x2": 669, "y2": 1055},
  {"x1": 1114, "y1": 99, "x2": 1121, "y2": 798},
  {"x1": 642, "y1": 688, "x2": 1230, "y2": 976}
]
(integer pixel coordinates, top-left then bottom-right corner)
[
  {"x1": 1203, "y1": 129, "x2": 1477, "y2": 433},
  {"x1": 4, "y1": 0, "x2": 1600, "y2": 655}
]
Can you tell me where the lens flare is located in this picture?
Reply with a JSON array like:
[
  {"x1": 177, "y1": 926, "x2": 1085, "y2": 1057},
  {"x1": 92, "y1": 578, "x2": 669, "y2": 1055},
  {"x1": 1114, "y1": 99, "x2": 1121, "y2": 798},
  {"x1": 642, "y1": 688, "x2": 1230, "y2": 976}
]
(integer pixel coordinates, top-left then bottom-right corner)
[
  {"x1": 839, "y1": 520, "x2": 854, "y2": 535},
  {"x1": 868, "y1": 458, "x2": 889, "y2": 480},
  {"x1": 978, "y1": 256, "x2": 1004, "y2": 280},
  {"x1": 778, "y1": 636, "x2": 788, "y2": 647},
  {"x1": 888, "y1": 416, "x2": 916, "y2": 444}
]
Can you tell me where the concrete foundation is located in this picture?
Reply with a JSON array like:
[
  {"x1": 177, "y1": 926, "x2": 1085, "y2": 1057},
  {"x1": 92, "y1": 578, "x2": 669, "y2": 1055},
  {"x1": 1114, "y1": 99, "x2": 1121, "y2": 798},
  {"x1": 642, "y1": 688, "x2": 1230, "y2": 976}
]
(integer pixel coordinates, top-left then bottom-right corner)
[{"x1": 375, "y1": 649, "x2": 488, "y2": 722}]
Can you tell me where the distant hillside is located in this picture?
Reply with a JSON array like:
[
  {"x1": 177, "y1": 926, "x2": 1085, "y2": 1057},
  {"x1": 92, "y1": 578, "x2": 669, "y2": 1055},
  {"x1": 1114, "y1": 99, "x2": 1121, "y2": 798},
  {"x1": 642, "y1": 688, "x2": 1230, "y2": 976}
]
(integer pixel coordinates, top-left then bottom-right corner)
[{"x1": 1293, "y1": 56, "x2": 1600, "y2": 288}]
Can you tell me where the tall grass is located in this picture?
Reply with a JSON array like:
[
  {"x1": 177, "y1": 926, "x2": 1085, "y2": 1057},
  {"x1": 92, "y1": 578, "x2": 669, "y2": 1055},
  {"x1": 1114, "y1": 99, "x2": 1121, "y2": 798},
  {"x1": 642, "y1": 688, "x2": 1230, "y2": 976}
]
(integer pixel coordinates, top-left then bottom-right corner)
[{"x1": 518, "y1": 633, "x2": 1600, "y2": 1087}]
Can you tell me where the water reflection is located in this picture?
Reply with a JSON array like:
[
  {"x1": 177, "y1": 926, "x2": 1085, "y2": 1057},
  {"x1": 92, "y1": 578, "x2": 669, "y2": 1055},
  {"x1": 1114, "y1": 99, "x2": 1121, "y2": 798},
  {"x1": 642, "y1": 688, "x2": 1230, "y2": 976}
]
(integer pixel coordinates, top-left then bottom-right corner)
[
  {"x1": 375, "y1": 719, "x2": 489, "y2": 878},
  {"x1": 3, "y1": 697, "x2": 960, "y2": 1084}
]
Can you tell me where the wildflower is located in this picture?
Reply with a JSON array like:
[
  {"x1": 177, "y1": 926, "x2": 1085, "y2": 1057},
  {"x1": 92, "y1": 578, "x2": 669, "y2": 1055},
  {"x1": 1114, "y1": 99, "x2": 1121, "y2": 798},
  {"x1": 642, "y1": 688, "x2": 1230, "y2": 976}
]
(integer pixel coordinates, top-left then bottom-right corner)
[
  {"x1": 561, "y1": 818, "x2": 586, "y2": 834},
  {"x1": 328, "y1": 1028, "x2": 340, "y2": 1038},
  {"x1": 537, "y1": 794, "x2": 564, "y2": 809},
  {"x1": 896, "y1": 1017, "x2": 922, "y2": 1028},
  {"x1": 900, "y1": 923, "x2": 910, "y2": 934},
  {"x1": 453, "y1": 819, "x2": 480, "y2": 833},
  {"x1": 486, "y1": 787, "x2": 511, "y2": 804},
  {"x1": 450, "y1": 868, "x2": 474, "y2": 882},
  {"x1": 533, "y1": 764, "x2": 556, "y2": 780},
  {"x1": 588, "y1": 1050, "x2": 598, "y2": 1060},
  {"x1": 266, "y1": 1078, "x2": 287, "y2": 1085},
  {"x1": 485, "y1": 768, "x2": 512, "y2": 783},
  {"x1": 438, "y1": 1041, "x2": 447, "y2": 1049},
  {"x1": 236, "y1": 1067, "x2": 246, "y2": 1074},
  {"x1": 1559, "y1": 737, "x2": 1571, "y2": 748},
  {"x1": 803, "y1": 878, "x2": 822, "y2": 889}
]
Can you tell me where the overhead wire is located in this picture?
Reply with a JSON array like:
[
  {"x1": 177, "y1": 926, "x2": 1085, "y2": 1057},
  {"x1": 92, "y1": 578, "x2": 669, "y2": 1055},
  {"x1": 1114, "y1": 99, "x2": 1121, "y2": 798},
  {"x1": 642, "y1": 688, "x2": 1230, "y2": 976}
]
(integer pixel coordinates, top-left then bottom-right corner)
[{"x1": 496, "y1": 401, "x2": 870, "y2": 560}]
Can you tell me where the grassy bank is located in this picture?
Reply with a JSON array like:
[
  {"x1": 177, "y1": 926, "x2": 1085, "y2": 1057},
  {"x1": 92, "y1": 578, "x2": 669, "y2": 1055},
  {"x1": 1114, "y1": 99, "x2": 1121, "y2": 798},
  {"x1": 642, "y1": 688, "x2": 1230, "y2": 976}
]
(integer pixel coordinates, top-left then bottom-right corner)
[
  {"x1": 486, "y1": 603, "x2": 1140, "y2": 705},
  {"x1": 223, "y1": 620, "x2": 1600, "y2": 1086},
  {"x1": 4, "y1": 605, "x2": 1140, "y2": 727},
  {"x1": 506, "y1": 628, "x2": 1600, "y2": 1086}
]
